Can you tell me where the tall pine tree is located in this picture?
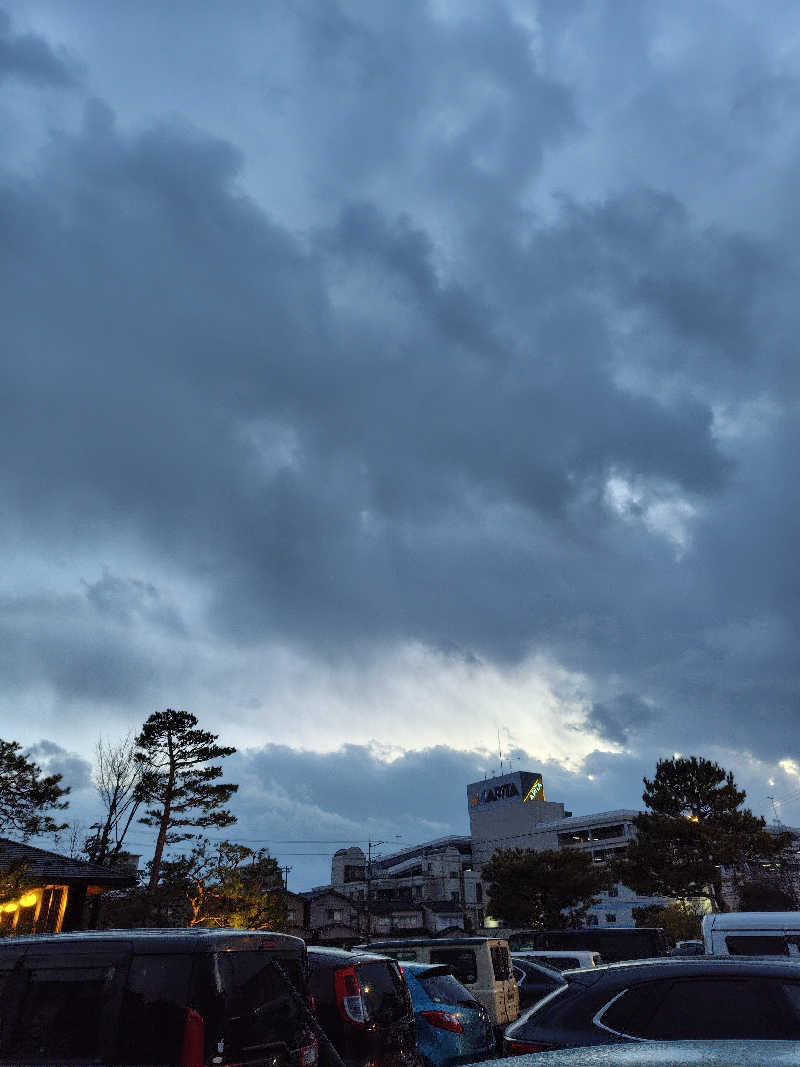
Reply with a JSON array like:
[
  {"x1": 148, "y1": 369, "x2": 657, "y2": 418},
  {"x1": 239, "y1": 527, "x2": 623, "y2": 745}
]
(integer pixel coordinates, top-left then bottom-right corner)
[
  {"x1": 621, "y1": 755, "x2": 782, "y2": 905},
  {"x1": 135, "y1": 709, "x2": 237, "y2": 890}
]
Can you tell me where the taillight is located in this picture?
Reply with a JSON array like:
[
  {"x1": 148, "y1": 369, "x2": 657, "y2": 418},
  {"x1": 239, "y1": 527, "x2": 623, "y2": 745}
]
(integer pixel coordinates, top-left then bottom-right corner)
[
  {"x1": 298, "y1": 1036, "x2": 318, "y2": 1066},
  {"x1": 419, "y1": 1010, "x2": 463, "y2": 1034},
  {"x1": 505, "y1": 1039, "x2": 556, "y2": 1054},
  {"x1": 334, "y1": 965, "x2": 366, "y2": 1026},
  {"x1": 180, "y1": 1008, "x2": 205, "y2": 1067}
]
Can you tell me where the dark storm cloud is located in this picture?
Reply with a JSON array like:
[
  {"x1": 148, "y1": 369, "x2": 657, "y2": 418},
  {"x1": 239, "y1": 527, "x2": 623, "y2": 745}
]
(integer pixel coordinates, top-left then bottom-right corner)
[
  {"x1": 0, "y1": 9, "x2": 80, "y2": 87},
  {"x1": 2, "y1": 0, "x2": 800, "y2": 790},
  {"x1": 0, "y1": 578, "x2": 184, "y2": 706},
  {"x1": 584, "y1": 694, "x2": 654, "y2": 746}
]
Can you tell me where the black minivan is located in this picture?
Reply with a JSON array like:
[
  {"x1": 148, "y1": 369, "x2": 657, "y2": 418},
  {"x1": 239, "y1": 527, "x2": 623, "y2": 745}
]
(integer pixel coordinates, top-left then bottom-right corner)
[
  {"x1": 0, "y1": 928, "x2": 318, "y2": 1067},
  {"x1": 307, "y1": 946, "x2": 419, "y2": 1067}
]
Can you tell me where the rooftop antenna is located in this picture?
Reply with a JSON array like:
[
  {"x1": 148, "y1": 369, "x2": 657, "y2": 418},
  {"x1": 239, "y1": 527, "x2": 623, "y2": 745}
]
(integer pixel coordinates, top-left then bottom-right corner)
[
  {"x1": 498, "y1": 728, "x2": 503, "y2": 774},
  {"x1": 768, "y1": 795, "x2": 783, "y2": 828}
]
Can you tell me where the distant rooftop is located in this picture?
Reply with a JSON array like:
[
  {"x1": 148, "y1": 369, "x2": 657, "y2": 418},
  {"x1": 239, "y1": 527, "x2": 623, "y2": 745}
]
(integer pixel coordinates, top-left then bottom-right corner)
[{"x1": 0, "y1": 837, "x2": 137, "y2": 888}]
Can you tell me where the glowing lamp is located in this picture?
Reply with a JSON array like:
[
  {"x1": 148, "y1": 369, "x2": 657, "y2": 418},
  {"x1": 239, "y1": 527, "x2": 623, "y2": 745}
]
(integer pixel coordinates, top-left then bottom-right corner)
[
  {"x1": 2, "y1": 902, "x2": 18, "y2": 913},
  {"x1": 20, "y1": 892, "x2": 38, "y2": 908}
]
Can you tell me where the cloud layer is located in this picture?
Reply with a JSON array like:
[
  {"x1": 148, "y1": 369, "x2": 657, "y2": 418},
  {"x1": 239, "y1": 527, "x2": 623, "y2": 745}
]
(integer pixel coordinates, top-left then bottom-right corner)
[{"x1": 3, "y1": 2, "x2": 800, "y2": 882}]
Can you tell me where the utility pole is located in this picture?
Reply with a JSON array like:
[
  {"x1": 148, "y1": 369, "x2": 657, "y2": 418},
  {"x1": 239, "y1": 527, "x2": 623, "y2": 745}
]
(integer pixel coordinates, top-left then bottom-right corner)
[
  {"x1": 364, "y1": 839, "x2": 384, "y2": 943},
  {"x1": 280, "y1": 865, "x2": 292, "y2": 890}
]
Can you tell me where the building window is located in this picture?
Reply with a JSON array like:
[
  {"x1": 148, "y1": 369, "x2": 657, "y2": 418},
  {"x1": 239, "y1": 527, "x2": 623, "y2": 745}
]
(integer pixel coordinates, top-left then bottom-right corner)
[
  {"x1": 607, "y1": 887, "x2": 619, "y2": 898},
  {"x1": 451, "y1": 891, "x2": 460, "y2": 902},
  {"x1": 333, "y1": 910, "x2": 343, "y2": 922},
  {"x1": 326, "y1": 909, "x2": 334, "y2": 921},
  {"x1": 586, "y1": 915, "x2": 598, "y2": 926},
  {"x1": 605, "y1": 913, "x2": 617, "y2": 923},
  {"x1": 476, "y1": 883, "x2": 483, "y2": 904},
  {"x1": 449, "y1": 870, "x2": 460, "y2": 879},
  {"x1": 287, "y1": 910, "x2": 297, "y2": 923}
]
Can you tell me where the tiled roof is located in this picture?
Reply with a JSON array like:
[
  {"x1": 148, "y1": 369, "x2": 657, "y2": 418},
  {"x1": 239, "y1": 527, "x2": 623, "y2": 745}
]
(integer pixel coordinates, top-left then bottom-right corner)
[{"x1": 0, "y1": 838, "x2": 137, "y2": 887}]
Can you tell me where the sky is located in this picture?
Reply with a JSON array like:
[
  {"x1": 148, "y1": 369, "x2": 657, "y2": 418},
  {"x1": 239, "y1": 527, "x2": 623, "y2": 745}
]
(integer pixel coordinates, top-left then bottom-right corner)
[{"x1": 3, "y1": 0, "x2": 800, "y2": 891}]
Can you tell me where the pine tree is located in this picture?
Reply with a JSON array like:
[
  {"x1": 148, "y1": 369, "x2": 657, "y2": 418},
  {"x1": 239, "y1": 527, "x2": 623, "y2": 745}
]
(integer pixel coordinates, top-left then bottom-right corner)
[
  {"x1": 0, "y1": 738, "x2": 70, "y2": 839},
  {"x1": 135, "y1": 709, "x2": 237, "y2": 890},
  {"x1": 622, "y1": 755, "x2": 781, "y2": 904}
]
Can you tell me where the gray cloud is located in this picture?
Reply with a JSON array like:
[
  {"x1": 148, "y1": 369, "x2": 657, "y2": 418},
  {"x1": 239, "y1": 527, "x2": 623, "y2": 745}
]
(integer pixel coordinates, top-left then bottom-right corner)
[
  {"x1": 1, "y1": 0, "x2": 800, "y2": 870},
  {"x1": 0, "y1": 9, "x2": 80, "y2": 87}
]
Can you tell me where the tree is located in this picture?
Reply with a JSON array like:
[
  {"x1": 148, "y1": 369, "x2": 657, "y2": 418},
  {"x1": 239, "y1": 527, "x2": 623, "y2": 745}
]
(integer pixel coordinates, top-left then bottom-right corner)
[
  {"x1": 738, "y1": 878, "x2": 797, "y2": 912},
  {"x1": 86, "y1": 734, "x2": 151, "y2": 864},
  {"x1": 632, "y1": 900, "x2": 705, "y2": 941},
  {"x1": 162, "y1": 839, "x2": 287, "y2": 929},
  {"x1": 135, "y1": 709, "x2": 238, "y2": 890},
  {"x1": 0, "y1": 738, "x2": 70, "y2": 839},
  {"x1": 621, "y1": 756, "x2": 781, "y2": 905},
  {"x1": 482, "y1": 848, "x2": 612, "y2": 929},
  {"x1": 98, "y1": 839, "x2": 286, "y2": 931}
]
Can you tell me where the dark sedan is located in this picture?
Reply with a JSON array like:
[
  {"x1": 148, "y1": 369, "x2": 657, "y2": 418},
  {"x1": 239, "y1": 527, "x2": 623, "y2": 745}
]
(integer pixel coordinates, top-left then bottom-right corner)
[{"x1": 503, "y1": 956, "x2": 800, "y2": 1054}]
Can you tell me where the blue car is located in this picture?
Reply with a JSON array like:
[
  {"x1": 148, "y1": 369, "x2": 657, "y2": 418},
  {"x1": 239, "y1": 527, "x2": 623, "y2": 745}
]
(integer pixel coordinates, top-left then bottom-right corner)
[{"x1": 399, "y1": 961, "x2": 496, "y2": 1067}]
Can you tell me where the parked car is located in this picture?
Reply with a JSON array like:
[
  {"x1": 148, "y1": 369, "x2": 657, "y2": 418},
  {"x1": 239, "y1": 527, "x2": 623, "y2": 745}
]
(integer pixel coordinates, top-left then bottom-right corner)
[
  {"x1": 359, "y1": 936, "x2": 519, "y2": 1029},
  {"x1": 0, "y1": 928, "x2": 318, "y2": 1067},
  {"x1": 702, "y1": 911, "x2": 800, "y2": 957},
  {"x1": 399, "y1": 961, "x2": 495, "y2": 1066},
  {"x1": 306, "y1": 946, "x2": 418, "y2": 1067},
  {"x1": 511, "y1": 956, "x2": 566, "y2": 1011},
  {"x1": 513, "y1": 950, "x2": 603, "y2": 971},
  {"x1": 489, "y1": 1040, "x2": 800, "y2": 1065},
  {"x1": 509, "y1": 927, "x2": 670, "y2": 962},
  {"x1": 668, "y1": 940, "x2": 704, "y2": 957},
  {"x1": 502, "y1": 956, "x2": 800, "y2": 1053}
]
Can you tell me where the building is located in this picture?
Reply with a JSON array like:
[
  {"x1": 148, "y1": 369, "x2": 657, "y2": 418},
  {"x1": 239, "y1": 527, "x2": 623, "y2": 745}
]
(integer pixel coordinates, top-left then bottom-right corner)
[
  {"x1": 0, "y1": 837, "x2": 137, "y2": 936},
  {"x1": 466, "y1": 770, "x2": 567, "y2": 866},
  {"x1": 316, "y1": 770, "x2": 665, "y2": 932}
]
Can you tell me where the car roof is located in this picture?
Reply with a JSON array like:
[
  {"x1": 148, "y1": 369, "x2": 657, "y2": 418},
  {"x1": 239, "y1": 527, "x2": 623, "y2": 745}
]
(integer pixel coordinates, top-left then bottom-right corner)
[
  {"x1": 493, "y1": 1040, "x2": 800, "y2": 1066},
  {"x1": 561, "y1": 955, "x2": 800, "y2": 984},
  {"x1": 703, "y1": 911, "x2": 800, "y2": 931},
  {"x1": 399, "y1": 961, "x2": 458, "y2": 976},
  {"x1": 0, "y1": 928, "x2": 305, "y2": 954},
  {"x1": 358, "y1": 936, "x2": 503, "y2": 947},
  {"x1": 515, "y1": 949, "x2": 598, "y2": 957},
  {"x1": 307, "y1": 945, "x2": 394, "y2": 964}
]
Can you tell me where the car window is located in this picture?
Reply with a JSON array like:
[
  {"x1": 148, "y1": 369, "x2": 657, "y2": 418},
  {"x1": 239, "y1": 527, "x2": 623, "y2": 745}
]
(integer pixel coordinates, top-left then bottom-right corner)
[
  {"x1": 418, "y1": 971, "x2": 474, "y2": 1006},
  {"x1": 491, "y1": 945, "x2": 512, "y2": 980},
  {"x1": 599, "y1": 982, "x2": 667, "y2": 1035},
  {"x1": 217, "y1": 951, "x2": 305, "y2": 1057},
  {"x1": 725, "y1": 935, "x2": 788, "y2": 955},
  {"x1": 428, "y1": 949, "x2": 477, "y2": 985},
  {"x1": 394, "y1": 950, "x2": 418, "y2": 961},
  {"x1": 1, "y1": 963, "x2": 113, "y2": 1062},
  {"x1": 116, "y1": 954, "x2": 193, "y2": 1065},
  {"x1": 357, "y1": 960, "x2": 411, "y2": 1024},
  {"x1": 627, "y1": 978, "x2": 793, "y2": 1040}
]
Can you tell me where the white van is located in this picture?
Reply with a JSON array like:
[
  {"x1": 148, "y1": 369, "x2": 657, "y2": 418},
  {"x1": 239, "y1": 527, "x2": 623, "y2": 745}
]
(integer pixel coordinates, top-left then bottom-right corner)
[
  {"x1": 357, "y1": 936, "x2": 519, "y2": 1027},
  {"x1": 702, "y1": 911, "x2": 800, "y2": 957},
  {"x1": 513, "y1": 949, "x2": 603, "y2": 971}
]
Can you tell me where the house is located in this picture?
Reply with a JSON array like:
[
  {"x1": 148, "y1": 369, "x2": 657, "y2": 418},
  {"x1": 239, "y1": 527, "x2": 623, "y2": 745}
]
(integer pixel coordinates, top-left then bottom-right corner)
[
  {"x1": 305, "y1": 889, "x2": 362, "y2": 947},
  {"x1": 0, "y1": 837, "x2": 137, "y2": 936}
]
